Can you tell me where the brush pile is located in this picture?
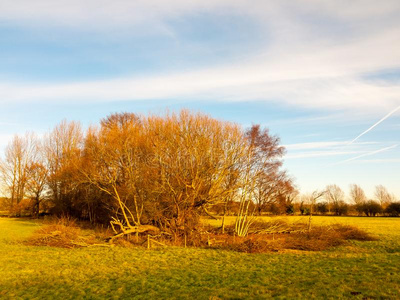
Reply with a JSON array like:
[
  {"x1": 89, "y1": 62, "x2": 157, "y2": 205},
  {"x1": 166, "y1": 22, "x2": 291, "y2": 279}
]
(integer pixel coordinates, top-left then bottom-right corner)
[
  {"x1": 203, "y1": 219, "x2": 377, "y2": 253},
  {"x1": 25, "y1": 216, "x2": 103, "y2": 248}
]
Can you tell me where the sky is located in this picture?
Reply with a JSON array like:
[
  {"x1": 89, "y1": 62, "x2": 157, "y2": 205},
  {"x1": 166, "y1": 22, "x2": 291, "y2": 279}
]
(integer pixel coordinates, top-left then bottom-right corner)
[{"x1": 0, "y1": 0, "x2": 399, "y2": 199}]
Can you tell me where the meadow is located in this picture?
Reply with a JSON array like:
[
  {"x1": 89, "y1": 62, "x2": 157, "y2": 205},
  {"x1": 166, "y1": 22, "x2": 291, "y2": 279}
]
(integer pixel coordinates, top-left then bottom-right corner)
[{"x1": 1, "y1": 216, "x2": 400, "y2": 299}]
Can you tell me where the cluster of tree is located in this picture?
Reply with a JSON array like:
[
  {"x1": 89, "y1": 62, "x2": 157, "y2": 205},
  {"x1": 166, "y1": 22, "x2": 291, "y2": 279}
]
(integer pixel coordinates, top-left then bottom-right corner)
[
  {"x1": 0, "y1": 111, "x2": 294, "y2": 238},
  {"x1": 349, "y1": 184, "x2": 398, "y2": 216},
  {"x1": 297, "y1": 184, "x2": 399, "y2": 217}
]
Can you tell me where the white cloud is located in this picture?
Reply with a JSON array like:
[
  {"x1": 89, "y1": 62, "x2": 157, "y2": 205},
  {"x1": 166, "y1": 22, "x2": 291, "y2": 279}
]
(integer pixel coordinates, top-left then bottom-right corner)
[
  {"x1": 0, "y1": 0, "x2": 400, "y2": 115},
  {"x1": 284, "y1": 140, "x2": 391, "y2": 161},
  {"x1": 2, "y1": 36, "x2": 400, "y2": 113},
  {"x1": 333, "y1": 144, "x2": 398, "y2": 165},
  {"x1": 284, "y1": 141, "x2": 376, "y2": 151},
  {"x1": 285, "y1": 150, "x2": 362, "y2": 159},
  {"x1": 1, "y1": 0, "x2": 399, "y2": 32},
  {"x1": 357, "y1": 159, "x2": 400, "y2": 163}
]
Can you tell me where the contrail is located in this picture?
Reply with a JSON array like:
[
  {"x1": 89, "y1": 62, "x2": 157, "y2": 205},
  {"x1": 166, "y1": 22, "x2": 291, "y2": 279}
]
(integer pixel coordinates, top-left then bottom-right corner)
[
  {"x1": 333, "y1": 144, "x2": 398, "y2": 165},
  {"x1": 349, "y1": 105, "x2": 400, "y2": 144}
]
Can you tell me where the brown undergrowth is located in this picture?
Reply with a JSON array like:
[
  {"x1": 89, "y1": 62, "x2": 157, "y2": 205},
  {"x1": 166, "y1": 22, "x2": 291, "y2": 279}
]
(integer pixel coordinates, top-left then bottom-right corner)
[
  {"x1": 25, "y1": 217, "x2": 377, "y2": 252},
  {"x1": 25, "y1": 216, "x2": 109, "y2": 248},
  {"x1": 205, "y1": 221, "x2": 377, "y2": 253}
]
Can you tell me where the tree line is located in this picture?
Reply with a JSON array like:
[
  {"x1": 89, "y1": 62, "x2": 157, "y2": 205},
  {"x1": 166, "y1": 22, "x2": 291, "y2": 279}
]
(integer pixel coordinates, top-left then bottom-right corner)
[
  {"x1": 1, "y1": 110, "x2": 398, "y2": 239},
  {"x1": 0, "y1": 110, "x2": 294, "y2": 238},
  {"x1": 298, "y1": 184, "x2": 399, "y2": 217}
]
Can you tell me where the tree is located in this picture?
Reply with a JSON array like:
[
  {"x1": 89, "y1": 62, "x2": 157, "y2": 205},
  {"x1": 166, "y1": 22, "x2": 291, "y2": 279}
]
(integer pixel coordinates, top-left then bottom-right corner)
[
  {"x1": 81, "y1": 111, "x2": 248, "y2": 240},
  {"x1": 149, "y1": 111, "x2": 247, "y2": 238},
  {"x1": 244, "y1": 125, "x2": 294, "y2": 215},
  {"x1": 325, "y1": 184, "x2": 346, "y2": 215},
  {"x1": 349, "y1": 184, "x2": 367, "y2": 215},
  {"x1": 349, "y1": 184, "x2": 367, "y2": 205},
  {"x1": 0, "y1": 110, "x2": 297, "y2": 242},
  {"x1": 304, "y1": 189, "x2": 325, "y2": 231},
  {"x1": 25, "y1": 162, "x2": 48, "y2": 217},
  {"x1": 308, "y1": 190, "x2": 326, "y2": 213},
  {"x1": 234, "y1": 146, "x2": 257, "y2": 237},
  {"x1": 385, "y1": 202, "x2": 400, "y2": 217},
  {"x1": 81, "y1": 113, "x2": 156, "y2": 237},
  {"x1": 274, "y1": 176, "x2": 297, "y2": 214},
  {"x1": 0, "y1": 133, "x2": 37, "y2": 214},
  {"x1": 233, "y1": 125, "x2": 295, "y2": 235},
  {"x1": 374, "y1": 185, "x2": 394, "y2": 210},
  {"x1": 43, "y1": 120, "x2": 83, "y2": 215},
  {"x1": 315, "y1": 202, "x2": 328, "y2": 214},
  {"x1": 361, "y1": 200, "x2": 382, "y2": 217}
]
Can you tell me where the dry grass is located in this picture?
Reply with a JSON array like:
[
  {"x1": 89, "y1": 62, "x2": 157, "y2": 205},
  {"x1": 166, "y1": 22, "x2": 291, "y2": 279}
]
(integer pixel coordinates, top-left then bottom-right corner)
[
  {"x1": 24, "y1": 216, "x2": 377, "y2": 253},
  {"x1": 25, "y1": 216, "x2": 105, "y2": 248},
  {"x1": 205, "y1": 221, "x2": 377, "y2": 253}
]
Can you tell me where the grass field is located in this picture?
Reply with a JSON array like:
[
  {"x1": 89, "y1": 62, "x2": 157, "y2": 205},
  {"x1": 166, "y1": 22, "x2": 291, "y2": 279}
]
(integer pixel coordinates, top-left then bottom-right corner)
[{"x1": 1, "y1": 216, "x2": 400, "y2": 299}]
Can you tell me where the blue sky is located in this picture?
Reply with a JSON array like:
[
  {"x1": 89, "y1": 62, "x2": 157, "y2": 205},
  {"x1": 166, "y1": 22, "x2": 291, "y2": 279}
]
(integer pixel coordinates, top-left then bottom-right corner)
[{"x1": 0, "y1": 0, "x2": 399, "y2": 199}]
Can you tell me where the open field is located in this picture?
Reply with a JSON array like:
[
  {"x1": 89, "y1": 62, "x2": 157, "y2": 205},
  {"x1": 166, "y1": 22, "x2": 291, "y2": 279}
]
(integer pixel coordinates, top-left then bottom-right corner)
[{"x1": 1, "y1": 217, "x2": 400, "y2": 299}]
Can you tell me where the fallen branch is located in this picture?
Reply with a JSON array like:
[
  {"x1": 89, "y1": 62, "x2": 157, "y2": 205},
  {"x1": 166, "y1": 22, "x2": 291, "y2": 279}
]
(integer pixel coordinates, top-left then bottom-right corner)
[{"x1": 107, "y1": 224, "x2": 161, "y2": 242}]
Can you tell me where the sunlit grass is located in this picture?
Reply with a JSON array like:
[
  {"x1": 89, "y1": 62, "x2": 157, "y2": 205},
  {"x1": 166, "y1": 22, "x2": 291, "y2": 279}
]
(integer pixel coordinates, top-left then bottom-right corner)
[{"x1": 1, "y1": 217, "x2": 400, "y2": 299}]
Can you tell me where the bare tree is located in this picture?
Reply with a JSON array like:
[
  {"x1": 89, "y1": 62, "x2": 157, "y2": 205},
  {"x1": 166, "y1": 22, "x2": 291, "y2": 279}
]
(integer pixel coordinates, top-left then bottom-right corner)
[
  {"x1": 349, "y1": 184, "x2": 367, "y2": 206},
  {"x1": 81, "y1": 114, "x2": 155, "y2": 238},
  {"x1": 374, "y1": 185, "x2": 393, "y2": 210},
  {"x1": 234, "y1": 125, "x2": 295, "y2": 235},
  {"x1": 25, "y1": 162, "x2": 48, "y2": 217},
  {"x1": 245, "y1": 125, "x2": 294, "y2": 215},
  {"x1": 306, "y1": 189, "x2": 325, "y2": 231},
  {"x1": 234, "y1": 146, "x2": 257, "y2": 237},
  {"x1": 149, "y1": 111, "x2": 247, "y2": 238},
  {"x1": 82, "y1": 111, "x2": 252, "y2": 240},
  {"x1": 0, "y1": 133, "x2": 37, "y2": 213},
  {"x1": 325, "y1": 184, "x2": 345, "y2": 215},
  {"x1": 307, "y1": 190, "x2": 326, "y2": 213},
  {"x1": 43, "y1": 120, "x2": 83, "y2": 214},
  {"x1": 0, "y1": 111, "x2": 297, "y2": 242}
]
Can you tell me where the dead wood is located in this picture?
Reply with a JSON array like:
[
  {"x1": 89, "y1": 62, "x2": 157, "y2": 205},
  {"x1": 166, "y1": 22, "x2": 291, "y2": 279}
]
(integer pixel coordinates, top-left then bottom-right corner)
[{"x1": 108, "y1": 224, "x2": 160, "y2": 242}]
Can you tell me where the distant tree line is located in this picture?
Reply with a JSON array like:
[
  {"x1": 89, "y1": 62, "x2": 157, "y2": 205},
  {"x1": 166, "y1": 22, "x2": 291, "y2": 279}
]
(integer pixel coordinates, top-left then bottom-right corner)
[
  {"x1": 0, "y1": 110, "x2": 295, "y2": 238},
  {"x1": 297, "y1": 184, "x2": 399, "y2": 217}
]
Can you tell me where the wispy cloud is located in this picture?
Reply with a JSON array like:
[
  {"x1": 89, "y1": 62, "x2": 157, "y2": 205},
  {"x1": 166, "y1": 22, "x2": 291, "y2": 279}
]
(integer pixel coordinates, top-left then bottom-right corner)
[
  {"x1": 333, "y1": 144, "x2": 398, "y2": 165},
  {"x1": 349, "y1": 105, "x2": 400, "y2": 144},
  {"x1": 1, "y1": 58, "x2": 400, "y2": 115},
  {"x1": 284, "y1": 140, "x2": 377, "y2": 160},
  {"x1": 357, "y1": 159, "x2": 400, "y2": 163},
  {"x1": 286, "y1": 150, "x2": 362, "y2": 159},
  {"x1": 284, "y1": 141, "x2": 375, "y2": 151},
  {"x1": 1, "y1": 1, "x2": 399, "y2": 33},
  {"x1": 0, "y1": 1, "x2": 400, "y2": 116}
]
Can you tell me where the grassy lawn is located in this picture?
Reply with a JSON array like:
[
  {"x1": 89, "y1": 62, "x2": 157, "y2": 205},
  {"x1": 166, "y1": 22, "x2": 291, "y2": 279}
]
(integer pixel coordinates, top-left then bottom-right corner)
[{"x1": 1, "y1": 217, "x2": 400, "y2": 299}]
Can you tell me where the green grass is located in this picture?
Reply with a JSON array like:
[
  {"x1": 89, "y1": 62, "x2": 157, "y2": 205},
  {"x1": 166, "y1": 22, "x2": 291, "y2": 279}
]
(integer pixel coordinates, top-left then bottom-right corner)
[{"x1": 1, "y1": 217, "x2": 400, "y2": 299}]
